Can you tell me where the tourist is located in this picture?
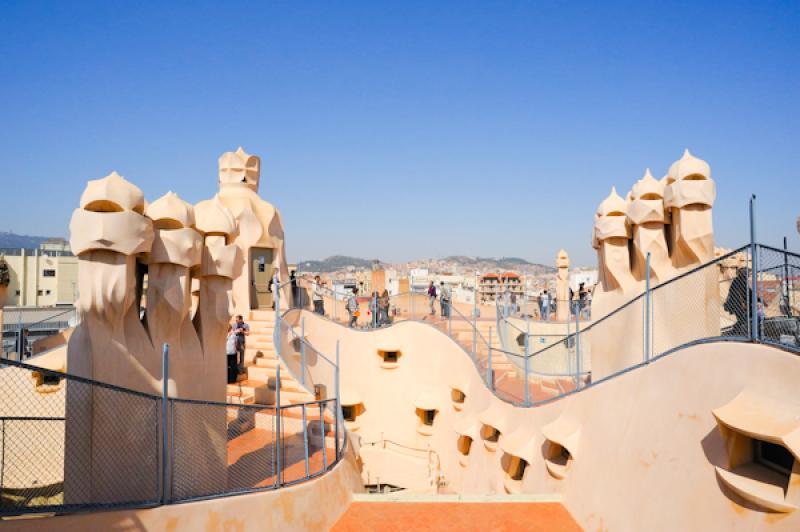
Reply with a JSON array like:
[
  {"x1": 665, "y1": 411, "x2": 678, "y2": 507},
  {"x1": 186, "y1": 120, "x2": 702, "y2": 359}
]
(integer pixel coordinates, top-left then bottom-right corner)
[
  {"x1": 439, "y1": 282, "x2": 451, "y2": 318},
  {"x1": 379, "y1": 289, "x2": 391, "y2": 325},
  {"x1": 290, "y1": 271, "x2": 299, "y2": 308},
  {"x1": 312, "y1": 275, "x2": 325, "y2": 315},
  {"x1": 540, "y1": 290, "x2": 551, "y2": 321},
  {"x1": 346, "y1": 287, "x2": 360, "y2": 328},
  {"x1": 427, "y1": 281, "x2": 437, "y2": 315},
  {"x1": 225, "y1": 325, "x2": 238, "y2": 384},
  {"x1": 233, "y1": 314, "x2": 251, "y2": 373},
  {"x1": 578, "y1": 283, "x2": 587, "y2": 319},
  {"x1": 724, "y1": 268, "x2": 751, "y2": 336},
  {"x1": 369, "y1": 291, "x2": 380, "y2": 328}
]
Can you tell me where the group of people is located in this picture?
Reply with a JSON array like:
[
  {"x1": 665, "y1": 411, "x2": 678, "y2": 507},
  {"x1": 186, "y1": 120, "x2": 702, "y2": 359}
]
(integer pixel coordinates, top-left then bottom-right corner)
[
  {"x1": 345, "y1": 288, "x2": 392, "y2": 328},
  {"x1": 427, "y1": 281, "x2": 451, "y2": 318}
]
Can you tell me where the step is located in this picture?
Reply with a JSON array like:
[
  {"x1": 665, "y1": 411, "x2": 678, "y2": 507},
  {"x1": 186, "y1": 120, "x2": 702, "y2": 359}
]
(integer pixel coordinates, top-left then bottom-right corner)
[
  {"x1": 253, "y1": 408, "x2": 334, "y2": 433},
  {"x1": 247, "y1": 341, "x2": 276, "y2": 351},
  {"x1": 278, "y1": 389, "x2": 316, "y2": 405},
  {"x1": 227, "y1": 380, "x2": 271, "y2": 404},
  {"x1": 254, "y1": 357, "x2": 280, "y2": 368},
  {"x1": 226, "y1": 390, "x2": 255, "y2": 405},
  {"x1": 249, "y1": 310, "x2": 277, "y2": 320}
]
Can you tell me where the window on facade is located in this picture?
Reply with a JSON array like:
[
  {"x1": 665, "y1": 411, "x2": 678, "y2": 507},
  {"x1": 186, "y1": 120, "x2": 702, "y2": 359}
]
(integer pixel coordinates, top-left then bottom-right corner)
[
  {"x1": 342, "y1": 405, "x2": 356, "y2": 422},
  {"x1": 755, "y1": 440, "x2": 794, "y2": 479},
  {"x1": 457, "y1": 435, "x2": 473, "y2": 455},
  {"x1": 482, "y1": 424, "x2": 501, "y2": 442},
  {"x1": 508, "y1": 456, "x2": 529, "y2": 481},
  {"x1": 43, "y1": 269, "x2": 56, "y2": 277},
  {"x1": 451, "y1": 388, "x2": 466, "y2": 404},
  {"x1": 37, "y1": 290, "x2": 43, "y2": 296}
]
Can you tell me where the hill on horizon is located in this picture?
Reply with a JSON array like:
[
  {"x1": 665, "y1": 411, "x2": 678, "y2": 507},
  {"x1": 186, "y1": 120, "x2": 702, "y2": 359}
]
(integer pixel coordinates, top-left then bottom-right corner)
[
  {"x1": 0, "y1": 231, "x2": 58, "y2": 250},
  {"x1": 296, "y1": 254, "x2": 555, "y2": 274}
]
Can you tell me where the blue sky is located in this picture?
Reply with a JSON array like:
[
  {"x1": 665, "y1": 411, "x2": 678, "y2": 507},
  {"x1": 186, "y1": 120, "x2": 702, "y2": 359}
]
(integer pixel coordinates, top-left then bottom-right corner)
[{"x1": 1, "y1": 1, "x2": 798, "y2": 266}]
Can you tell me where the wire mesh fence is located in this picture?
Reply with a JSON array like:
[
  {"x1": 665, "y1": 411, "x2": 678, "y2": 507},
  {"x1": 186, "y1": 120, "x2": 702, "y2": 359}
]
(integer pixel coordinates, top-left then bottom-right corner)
[
  {"x1": 0, "y1": 354, "x2": 344, "y2": 517},
  {"x1": 756, "y1": 244, "x2": 800, "y2": 348},
  {"x1": 0, "y1": 358, "x2": 161, "y2": 516}
]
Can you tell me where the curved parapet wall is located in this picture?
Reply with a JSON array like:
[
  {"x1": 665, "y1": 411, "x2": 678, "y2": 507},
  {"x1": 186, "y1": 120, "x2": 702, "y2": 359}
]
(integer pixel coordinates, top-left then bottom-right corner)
[
  {"x1": 293, "y1": 308, "x2": 800, "y2": 530},
  {"x1": 5, "y1": 437, "x2": 364, "y2": 532}
]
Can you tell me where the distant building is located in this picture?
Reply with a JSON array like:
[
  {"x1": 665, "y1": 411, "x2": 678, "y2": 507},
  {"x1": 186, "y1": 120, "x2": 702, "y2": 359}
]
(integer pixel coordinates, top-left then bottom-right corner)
[
  {"x1": 478, "y1": 271, "x2": 524, "y2": 303},
  {"x1": 570, "y1": 269, "x2": 599, "y2": 291},
  {"x1": 0, "y1": 242, "x2": 78, "y2": 307}
]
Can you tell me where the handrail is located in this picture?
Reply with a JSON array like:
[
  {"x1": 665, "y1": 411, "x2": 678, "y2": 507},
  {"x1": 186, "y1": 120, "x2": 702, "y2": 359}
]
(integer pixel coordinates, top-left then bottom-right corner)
[{"x1": 289, "y1": 241, "x2": 800, "y2": 410}]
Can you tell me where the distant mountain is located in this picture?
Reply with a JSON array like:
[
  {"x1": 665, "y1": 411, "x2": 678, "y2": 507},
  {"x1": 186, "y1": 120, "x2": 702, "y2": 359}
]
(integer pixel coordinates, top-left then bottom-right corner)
[
  {"x1": 0, "y1": 232, "x2": 54, "y2": 250},
  {"x1": 296, "y1": 255, "x2": 375, "y2": 273},
  {"x1": 443, "y1": 255, "x2": 554, "y2": 274}
]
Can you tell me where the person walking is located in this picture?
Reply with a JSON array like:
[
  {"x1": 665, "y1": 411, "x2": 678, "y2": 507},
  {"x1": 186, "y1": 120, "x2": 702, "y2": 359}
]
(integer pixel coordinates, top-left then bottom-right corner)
[
  {"x1": 439, "y1": 282, "x2": 451, "y2": 318},
  {"x1": 233, "y1": 314, "x2": 251, "y2": 374},
  {"x1": 427, "y1": 281, "x2": 437, "y2": 315},
  {"x1": 312, "y1": 275, "x2": 325, "y2": 315},
  {"x1": 346, "y1": 287, "x2": 360, "y2": 328},
  {"x1": 225, "y1": 325, "x2": 238, "y2": 384}
]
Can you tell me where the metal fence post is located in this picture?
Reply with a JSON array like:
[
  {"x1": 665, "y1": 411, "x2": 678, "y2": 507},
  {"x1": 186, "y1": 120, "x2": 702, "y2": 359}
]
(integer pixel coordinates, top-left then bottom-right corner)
[
  {"x1": 784, "y1": 237, "x2": 791, "y2": 314},
  {"x1": 750, "y1": 195, "x2": 759, "y2": 342},
  {"x1": 300, "y1": 317, "x2": 306, "y2": 386},
  {"x1": 302, "y1": 404, "x2": 310, "y2": 478},
  {"x1": 1, "y1": 419, "x2": 5, "y2": 501},
  {"x1": 472, "y1": 286, "x2": 477, "y2": 356},
  {"x1": 523, "y1": 327, "x2": 530, "y2": 407},
  {"x1": 574, "y1": 302, "x2": 582, "y2": 390},
  {"x1": 275, "y1": 364, "x2": 282, "y2": 487},
  {"x1": 488, "y1": 327, "x2": 494, "y2": 391},
  {"x1": 161, "y1": 343, "x2": 169, "y2": 504},
  {"x1": 274, "y1": 274, "x2": 281, "y2": 359},
  {"x1": 448, "y1": 303, "x2": 452, "y2": 337},
  {"x1": 319, "y1": 402, "x2": 327, "y2": 472},
  {"x1": 644, "y1": 252, "x2": 651, "y2": 363},
  {"x1": 335, "y1": 340, "x2": 341, "y2": 461},
  {"x1": 332, "y1": 287, "x2": 337, "y2": 321}
]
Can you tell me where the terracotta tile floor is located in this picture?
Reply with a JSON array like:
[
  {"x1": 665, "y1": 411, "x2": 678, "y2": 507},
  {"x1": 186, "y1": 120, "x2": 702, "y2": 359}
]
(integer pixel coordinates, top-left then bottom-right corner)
[
  {"x1": 331, "y1": 502, "x2": 582, "y2": 531},
  {"x1": 226, "y1": 427, "x2": 337, "y2": 489}
]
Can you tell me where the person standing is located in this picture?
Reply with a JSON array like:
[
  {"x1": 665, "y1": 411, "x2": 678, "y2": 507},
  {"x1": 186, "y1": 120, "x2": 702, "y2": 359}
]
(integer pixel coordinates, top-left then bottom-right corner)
[
  {"x1": 379, "y1": 289, "x2": 391, "y2": 325},
  {"x1": 439, "y1": 282, "x2": 451, "y2": 318},
  {"x1": 369, "y1": 290, "x2": 380, "y2": 328},
  {"x1": 233, "y1": 314, "x2": 251, "y2": 373},
  {"x1": 346, "y1": 287, "x2": 360, "y2": 328},
  {"x1": 541, "y1": 290, "x2": 551, "y2": 321},
  {"x1": 312, "y1": 275, "x2": 325, "y2": 315},
  {"x1": 427, "y1": 281, "x2": 437, "y2": 315},
  {"x1": 290, "y1": 271, "x2": 299, "y2": 308},
  {"x1": 225, "y1": 325, "x2": 238, "y2": 384}
]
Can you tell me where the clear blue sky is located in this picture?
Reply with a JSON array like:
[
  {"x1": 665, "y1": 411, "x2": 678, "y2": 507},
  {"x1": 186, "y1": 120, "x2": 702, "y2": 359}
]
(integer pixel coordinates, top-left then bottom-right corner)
[{"x1": 1, "y1": 1, "x2": 798, "y2": 266}]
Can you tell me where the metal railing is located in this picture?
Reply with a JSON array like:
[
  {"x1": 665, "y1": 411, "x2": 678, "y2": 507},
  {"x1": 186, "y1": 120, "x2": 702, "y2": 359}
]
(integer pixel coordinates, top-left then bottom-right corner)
[
  {"x1": 0, "y1": 340, "x2": 346, "y2": 517},
  {"x1": 288, "y1": 240, "x2": 799, "y2": 410}
]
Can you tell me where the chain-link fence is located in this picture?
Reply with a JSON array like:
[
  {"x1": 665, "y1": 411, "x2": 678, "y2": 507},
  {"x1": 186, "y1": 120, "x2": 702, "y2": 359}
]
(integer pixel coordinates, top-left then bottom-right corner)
[
  {"x1": 0, "y1": 358, "x2": 161, "y2": 516},
  {"x1": 756, "y1": 244, "x2": 800, "y2": 348},
  {"x1": 0, "y1": 354, "x2": 345, "y2": 517}
]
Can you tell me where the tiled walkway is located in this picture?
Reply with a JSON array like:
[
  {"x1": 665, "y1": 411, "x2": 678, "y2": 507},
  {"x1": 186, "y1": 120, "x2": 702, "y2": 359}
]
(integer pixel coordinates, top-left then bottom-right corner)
[{"x1": 331, "y1": 501, "x2": 582, "y2": 531}]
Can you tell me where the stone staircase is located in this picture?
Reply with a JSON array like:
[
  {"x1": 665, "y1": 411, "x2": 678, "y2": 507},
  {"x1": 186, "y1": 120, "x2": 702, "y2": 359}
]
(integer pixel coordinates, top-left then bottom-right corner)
[{"x1": 225, "y1": 309, "x2": 317, "y2": 407}]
